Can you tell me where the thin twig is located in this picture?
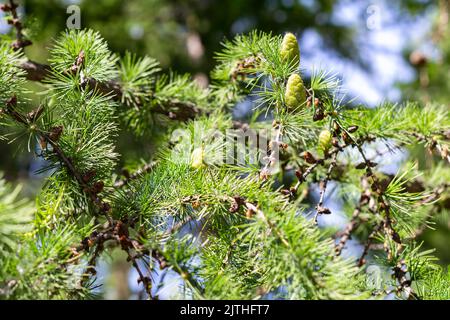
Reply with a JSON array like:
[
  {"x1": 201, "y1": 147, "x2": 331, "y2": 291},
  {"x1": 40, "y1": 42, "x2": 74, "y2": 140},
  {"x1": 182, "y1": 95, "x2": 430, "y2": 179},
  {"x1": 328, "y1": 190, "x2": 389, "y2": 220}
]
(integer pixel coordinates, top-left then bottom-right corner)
[
  {"x1": 291, "y1": 139, "x2": 353, "y2": 197},
  {"x1": 336, "y1": 122, "x2": 417, "y2": 298},
  {"x1": 245, "y1": 202, "x2": 290, "y2": 248},
  {"x1": 18, "y1": 60, "x2": 202, "y2": 120},
  {"x1": 260, "y1": 122, "x2": 283, "y2": 180},
  {"x1": 335, "y1": 177, "x2": 371, "y2": 256},
  {"x1": 2, "y1": 98, "x2": 160, "y2": 295},
  {"x1": 1, "y1": 0, "x2": 32, "y2": 50},
  {"x1": 314, "y1": 151, "x2": 338, "y2": 223},
  {"x1": 358, "y1": 221, "x2": 383, "y2": 267},
  {"x1": 411, "y1": 131, "x2": 450, "y2": 164},
  {"x1": 406, "y1": 183, "x2": 449, "y2": 239}
]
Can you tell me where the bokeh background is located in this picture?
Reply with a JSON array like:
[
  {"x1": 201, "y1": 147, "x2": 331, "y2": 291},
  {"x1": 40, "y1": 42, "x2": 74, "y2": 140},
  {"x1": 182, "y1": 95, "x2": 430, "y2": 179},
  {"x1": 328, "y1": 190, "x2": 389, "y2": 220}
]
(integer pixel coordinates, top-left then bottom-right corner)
[{"x1": 1, "y1": 0, "x2": 449, "y2": 299}]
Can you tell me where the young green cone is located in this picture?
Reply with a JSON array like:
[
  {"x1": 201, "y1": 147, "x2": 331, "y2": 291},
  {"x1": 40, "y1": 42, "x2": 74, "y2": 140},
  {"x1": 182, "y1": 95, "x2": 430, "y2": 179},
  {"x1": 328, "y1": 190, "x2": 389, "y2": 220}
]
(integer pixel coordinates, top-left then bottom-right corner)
[
  {"x1": 280, "y1": 32, "x2": 300, "y2": 68},
  {"x1": 191, "y1": 147, "x2": 205, "y2": 169},
  {"x1": 318, "y1": 130, "x2": 332, "y2": 154},
  {"x1": 285, "y1": 73, "x2": 307, "y2": 109}
]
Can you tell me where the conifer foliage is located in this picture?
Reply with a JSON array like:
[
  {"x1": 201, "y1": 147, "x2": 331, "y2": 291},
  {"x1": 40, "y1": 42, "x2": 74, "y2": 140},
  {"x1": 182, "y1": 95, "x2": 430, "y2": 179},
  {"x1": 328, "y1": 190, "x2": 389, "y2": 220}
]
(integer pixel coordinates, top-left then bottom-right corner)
[{"x1": 0, "y1": 1, "x2": 449, "y2": 300}]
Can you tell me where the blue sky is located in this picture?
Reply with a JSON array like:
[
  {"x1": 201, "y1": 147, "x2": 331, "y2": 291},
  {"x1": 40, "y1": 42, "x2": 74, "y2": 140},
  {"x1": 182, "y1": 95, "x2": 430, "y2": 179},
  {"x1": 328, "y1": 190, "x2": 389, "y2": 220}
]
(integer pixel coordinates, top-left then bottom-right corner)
[{"x1": 300, "y1": 0, "x2": 433, "y2": 106}]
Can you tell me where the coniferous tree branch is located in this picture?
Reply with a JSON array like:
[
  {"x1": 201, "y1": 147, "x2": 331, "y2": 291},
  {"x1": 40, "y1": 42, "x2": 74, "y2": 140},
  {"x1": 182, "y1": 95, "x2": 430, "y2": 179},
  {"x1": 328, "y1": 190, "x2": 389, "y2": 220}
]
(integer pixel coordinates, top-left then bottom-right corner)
[
  {"x1": 336, "y1": 121, "x2": 419, "y2": 298},
  {"x1": 335, "y1": 176, "x2": 372, "y2": 256},
  {"x1": 411, "y1": 131, "x2": 450, "y2": 164},
  {"x1": 113, "y1": 161, "x2": 158, "y2": 188},
  {"x1": 17, "y1": 58, "x2": 203, "y2": 121},
  {"x1": 2, "y1": 96, "x2": 113, "y2": 219},
  {"x1": 20, "y1": 60, "x2": 51, "y2": 82},
  {"x1": 0, "y1": 0, "x2": 32, "y2": 50},
  {"x1": 314, "y1": 151, "x2": 338, "y2": 223}
]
